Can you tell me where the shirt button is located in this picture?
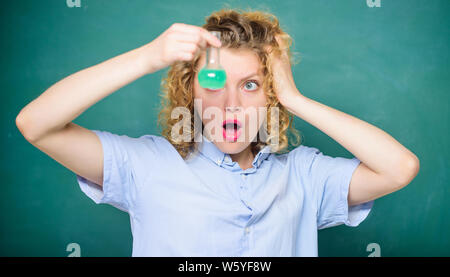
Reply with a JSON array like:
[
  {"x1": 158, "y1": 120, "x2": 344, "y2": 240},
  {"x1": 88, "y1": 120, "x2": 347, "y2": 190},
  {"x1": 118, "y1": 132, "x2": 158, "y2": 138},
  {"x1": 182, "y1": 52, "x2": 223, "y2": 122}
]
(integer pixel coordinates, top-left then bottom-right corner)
[
  {"x1": 245, "y1": 227, "x2": 250, "y2": 234},
  {"x1": 217, "y1": 159, "x2": 222, "y2": 165},
  {"x1": 242, "y1": 174, "x2": 247, "y2": 179}
]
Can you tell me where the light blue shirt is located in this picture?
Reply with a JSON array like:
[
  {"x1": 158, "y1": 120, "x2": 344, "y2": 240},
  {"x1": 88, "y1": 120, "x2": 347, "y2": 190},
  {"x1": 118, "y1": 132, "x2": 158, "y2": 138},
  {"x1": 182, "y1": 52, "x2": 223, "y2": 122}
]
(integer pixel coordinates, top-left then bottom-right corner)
[{"x1": 76, "y1": 130, "x2": 373, "y2": 257}]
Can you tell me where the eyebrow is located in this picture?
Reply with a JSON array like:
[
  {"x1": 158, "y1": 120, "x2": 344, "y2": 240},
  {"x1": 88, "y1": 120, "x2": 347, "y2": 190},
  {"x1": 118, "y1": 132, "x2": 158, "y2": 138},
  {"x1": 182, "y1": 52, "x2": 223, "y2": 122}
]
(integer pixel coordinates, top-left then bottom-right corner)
[{"x1": 238, "y1": 72, "x2": 260, "y2": 82}]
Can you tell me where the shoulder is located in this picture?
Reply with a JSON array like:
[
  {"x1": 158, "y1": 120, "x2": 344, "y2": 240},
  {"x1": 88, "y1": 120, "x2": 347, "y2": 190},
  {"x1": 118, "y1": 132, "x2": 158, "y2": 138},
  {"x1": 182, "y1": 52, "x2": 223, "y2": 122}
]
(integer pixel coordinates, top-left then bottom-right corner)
[
  {"x1": 135, "y1": 134, "x2": 177, "y2": 155},
  {"x1": 138, "y1": 134, "x2": 170, "y2": 147},
  {"x1": 289, "y1": 144, "x2": 321, "y2": 156},
  {"x1": 272, "y1": 144, "x2": 321, "y2": 164},
  {"x1": 95, "y1": 130, "x2": 176, "y2": 156}
]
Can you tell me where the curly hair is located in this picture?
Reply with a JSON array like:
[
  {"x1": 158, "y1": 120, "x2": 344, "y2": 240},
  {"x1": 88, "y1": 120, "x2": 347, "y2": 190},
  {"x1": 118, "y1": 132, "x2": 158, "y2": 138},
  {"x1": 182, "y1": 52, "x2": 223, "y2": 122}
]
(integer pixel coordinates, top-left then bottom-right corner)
[{"x1": 157, "y1": 7, "x2": 302, "y2": 160}]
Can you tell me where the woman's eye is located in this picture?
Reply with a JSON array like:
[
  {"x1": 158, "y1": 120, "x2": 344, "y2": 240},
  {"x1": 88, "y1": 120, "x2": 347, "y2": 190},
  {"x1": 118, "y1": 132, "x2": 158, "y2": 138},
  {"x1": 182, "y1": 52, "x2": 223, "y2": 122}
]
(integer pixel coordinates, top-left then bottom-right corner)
[{"x1": 244, "y1": 80, "x2": 259, "y2": 91}]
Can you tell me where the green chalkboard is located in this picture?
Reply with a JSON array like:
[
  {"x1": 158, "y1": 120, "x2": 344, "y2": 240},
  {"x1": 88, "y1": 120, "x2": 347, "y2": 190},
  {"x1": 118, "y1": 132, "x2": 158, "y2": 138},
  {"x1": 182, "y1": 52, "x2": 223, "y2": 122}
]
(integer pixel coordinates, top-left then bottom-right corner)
[{"x1": 1, "y1": 0, "x2": 449, "y2": 257}]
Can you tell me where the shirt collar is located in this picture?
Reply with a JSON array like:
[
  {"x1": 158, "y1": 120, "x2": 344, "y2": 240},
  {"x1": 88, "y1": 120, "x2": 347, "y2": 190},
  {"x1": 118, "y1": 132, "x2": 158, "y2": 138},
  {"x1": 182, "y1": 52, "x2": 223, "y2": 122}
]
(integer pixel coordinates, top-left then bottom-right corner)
[{"x1": 196, "y1": 134, "x2": 272, "y2": 169}]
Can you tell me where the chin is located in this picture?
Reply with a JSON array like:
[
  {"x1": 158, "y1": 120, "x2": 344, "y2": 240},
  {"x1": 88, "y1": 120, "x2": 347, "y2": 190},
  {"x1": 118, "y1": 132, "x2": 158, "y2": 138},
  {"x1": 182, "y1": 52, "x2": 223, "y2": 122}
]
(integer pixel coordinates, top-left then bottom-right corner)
[{"x1": 215, "y1": 140, "x2": 250, "y2": 154}]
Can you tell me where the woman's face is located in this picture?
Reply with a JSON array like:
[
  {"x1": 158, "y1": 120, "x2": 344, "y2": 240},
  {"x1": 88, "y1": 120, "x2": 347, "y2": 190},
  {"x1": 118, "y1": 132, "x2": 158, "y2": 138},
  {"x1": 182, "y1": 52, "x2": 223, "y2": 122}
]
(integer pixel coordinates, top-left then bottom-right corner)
[{"x1": 194, "y1": 47, "x2": 267, "y2": 154}]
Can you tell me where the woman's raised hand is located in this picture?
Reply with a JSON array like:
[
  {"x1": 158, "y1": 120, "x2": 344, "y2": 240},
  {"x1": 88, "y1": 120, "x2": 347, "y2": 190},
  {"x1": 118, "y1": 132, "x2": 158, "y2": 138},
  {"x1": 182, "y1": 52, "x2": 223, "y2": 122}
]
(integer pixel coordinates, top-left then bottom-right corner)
[{"x1": 144, "y1": 23, "x2": 222, "y2": 73}]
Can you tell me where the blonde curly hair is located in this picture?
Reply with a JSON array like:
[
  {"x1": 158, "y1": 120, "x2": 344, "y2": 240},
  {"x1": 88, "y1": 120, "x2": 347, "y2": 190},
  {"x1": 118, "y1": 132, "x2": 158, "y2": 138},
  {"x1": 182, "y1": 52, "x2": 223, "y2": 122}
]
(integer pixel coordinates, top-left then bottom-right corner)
[{"x1": 157, "y1": 7, "x2": 302, "y2": 160}]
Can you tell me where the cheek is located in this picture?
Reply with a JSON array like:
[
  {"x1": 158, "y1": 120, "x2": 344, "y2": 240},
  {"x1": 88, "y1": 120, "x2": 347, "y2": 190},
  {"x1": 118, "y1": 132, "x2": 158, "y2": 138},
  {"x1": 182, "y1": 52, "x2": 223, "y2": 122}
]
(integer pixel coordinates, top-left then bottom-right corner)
[
  {"x1": 259, "y1": 91, "x2": 268, "y2": 105},
  {"x1": 247, "y1": 97, "x2": 268, "y2": 117},
  {"x1": 197, "y1": 101, "x2": 220, "y2": 125},
  {"x1": 243, "y1": 106, "x2": 267, "y2": 128},
  {"x1": 247, "y1": 89, "x2": 268, "y2": 105}
]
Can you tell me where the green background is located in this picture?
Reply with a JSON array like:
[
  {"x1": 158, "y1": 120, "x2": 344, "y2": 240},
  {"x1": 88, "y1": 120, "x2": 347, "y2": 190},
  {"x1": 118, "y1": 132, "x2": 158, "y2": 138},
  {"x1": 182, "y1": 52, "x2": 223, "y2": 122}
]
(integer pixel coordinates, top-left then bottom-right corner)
[{"x1": 1, "y1": 0, "x2": 448, "y2": 257}]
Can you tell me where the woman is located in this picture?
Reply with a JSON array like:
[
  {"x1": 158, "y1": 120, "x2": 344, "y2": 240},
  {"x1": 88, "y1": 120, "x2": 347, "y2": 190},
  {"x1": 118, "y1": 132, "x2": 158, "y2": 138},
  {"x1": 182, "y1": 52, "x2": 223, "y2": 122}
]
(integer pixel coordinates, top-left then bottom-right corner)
[{"x1": 15, "y1": 8, "x2": 420, "y2": 256}]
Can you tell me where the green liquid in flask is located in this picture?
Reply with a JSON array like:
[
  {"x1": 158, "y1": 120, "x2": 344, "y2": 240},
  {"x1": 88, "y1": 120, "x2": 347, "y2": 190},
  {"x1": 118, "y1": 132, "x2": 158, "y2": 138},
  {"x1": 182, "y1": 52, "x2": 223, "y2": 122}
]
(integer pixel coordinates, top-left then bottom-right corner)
[
  {"x1": 198, "y1": 31, "x2": 227, "y2": 90},
  {"x1": 198, "y1": 69, "x2": 227, "y2": 90}
]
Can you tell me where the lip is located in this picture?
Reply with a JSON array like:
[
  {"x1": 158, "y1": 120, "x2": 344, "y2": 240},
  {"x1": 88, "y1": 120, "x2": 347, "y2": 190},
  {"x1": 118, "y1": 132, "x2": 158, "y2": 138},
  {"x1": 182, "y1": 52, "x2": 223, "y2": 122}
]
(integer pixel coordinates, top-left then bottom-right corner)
[
  {"x1": 222, "y1": 119, "x2": 242, "y2": 128},
  {"x1": 222, "y1": 119, "x2": 242, "y2": 142}
]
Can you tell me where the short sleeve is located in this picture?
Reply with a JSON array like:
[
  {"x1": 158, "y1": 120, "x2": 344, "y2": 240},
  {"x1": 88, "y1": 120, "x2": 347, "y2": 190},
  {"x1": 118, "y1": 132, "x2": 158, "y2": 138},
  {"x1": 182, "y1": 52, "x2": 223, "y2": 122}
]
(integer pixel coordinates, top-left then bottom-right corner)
[
  {"x1": 76, "y1": 130, "x2": 138, "y2": 213},
  {"x1": 293, "y1": 145, "x2": 374, "y2": 230}
]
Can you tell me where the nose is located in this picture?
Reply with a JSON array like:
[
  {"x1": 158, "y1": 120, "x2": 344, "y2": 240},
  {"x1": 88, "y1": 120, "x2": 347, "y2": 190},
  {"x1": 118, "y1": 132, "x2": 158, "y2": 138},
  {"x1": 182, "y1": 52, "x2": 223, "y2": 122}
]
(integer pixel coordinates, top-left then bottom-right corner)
[
  {"x1": 224, "y1": 89, "x2": 242, "y2": 114},
  {"x1": 225, "y1": 106, "x2": 242, "y2": 113}
]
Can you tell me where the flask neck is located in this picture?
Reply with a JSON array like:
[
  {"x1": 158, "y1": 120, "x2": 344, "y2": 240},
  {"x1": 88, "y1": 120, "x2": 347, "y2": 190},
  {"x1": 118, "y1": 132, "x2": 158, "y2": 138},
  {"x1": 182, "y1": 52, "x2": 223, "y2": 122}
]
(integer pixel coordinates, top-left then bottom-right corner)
[{"x1": 206, "y1": 47, "x2": 220, "y2": 67}]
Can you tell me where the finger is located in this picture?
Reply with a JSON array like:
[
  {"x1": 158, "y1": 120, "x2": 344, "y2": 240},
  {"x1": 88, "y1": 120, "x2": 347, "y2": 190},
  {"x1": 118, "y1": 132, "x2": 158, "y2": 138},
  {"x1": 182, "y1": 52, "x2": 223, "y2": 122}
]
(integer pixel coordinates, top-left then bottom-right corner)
[
  {"x1": 199, "y1": 28, "x2": 222, "y2": 48},
  {"x1": 173, "y1": 24, "x2": 221, "y2": 47},
  {"x1": 177, "y1": 41, "x2": 198, "y2": 54},
  {"x1": 177, "y1": 42, "x2": 206, "y2": 61},
  {"x1": 175, "y1": 32, "x2": 208, "y2": 49},
  {"x1": 178, "y1": 51, "x2": 194, "y2": 61}
]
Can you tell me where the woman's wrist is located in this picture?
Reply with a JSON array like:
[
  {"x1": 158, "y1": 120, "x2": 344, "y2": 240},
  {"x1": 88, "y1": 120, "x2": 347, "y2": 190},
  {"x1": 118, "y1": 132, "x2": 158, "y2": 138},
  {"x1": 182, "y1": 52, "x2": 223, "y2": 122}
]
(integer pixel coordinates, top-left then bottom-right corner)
[{"x1": 138, "y1": 41, "x2": 164, "y2": 75}]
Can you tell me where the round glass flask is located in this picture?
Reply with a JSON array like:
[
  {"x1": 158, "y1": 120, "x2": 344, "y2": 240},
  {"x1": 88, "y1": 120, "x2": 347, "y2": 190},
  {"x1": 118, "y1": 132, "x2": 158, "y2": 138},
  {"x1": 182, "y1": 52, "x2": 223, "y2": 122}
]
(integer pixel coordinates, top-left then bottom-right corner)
[{"x1": 198, "y1": 31, "x2": 227, "y2": 89}]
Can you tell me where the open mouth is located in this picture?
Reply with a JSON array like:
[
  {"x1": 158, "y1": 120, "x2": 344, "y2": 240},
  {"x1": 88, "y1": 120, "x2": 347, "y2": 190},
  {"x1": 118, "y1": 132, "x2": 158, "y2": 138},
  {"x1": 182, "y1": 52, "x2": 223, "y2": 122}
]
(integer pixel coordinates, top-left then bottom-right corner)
[{"x1": 222, "y1": 119, "x2": 242, "y2": 142}]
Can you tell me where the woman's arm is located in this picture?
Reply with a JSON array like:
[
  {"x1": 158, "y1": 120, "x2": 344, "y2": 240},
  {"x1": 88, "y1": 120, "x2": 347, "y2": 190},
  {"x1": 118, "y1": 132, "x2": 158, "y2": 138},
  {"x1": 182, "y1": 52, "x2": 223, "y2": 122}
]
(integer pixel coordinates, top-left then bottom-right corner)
[
  {"x1": 283, "y1": 94, "x2": 420, "y2": 206},
  {"x1": 16, "y1": 22, "x2": 220, "y2": 141},
  {"x1": 15, "y1": 23, "x2": 222, "y2": 186},
  {"x1": 15, "y1": 42, "x2": 159, "y2": 186},
  {"x1": 267, "y1": 35, "x2": 420, "y2": 206},
  {"x1": 15, "y1": 42, "x2": 156, "y2": 141}
]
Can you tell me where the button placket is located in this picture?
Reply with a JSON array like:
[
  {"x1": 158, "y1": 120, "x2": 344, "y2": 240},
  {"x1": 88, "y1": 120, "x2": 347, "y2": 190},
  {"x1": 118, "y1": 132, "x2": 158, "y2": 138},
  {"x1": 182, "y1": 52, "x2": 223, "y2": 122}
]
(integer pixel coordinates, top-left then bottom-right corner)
[
  {"x1": 239, "y1": 173, "x2": 249, "y2": 205},
  {"x1": 241, "y1": 173, "x2": 248, "y2": 191}
]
